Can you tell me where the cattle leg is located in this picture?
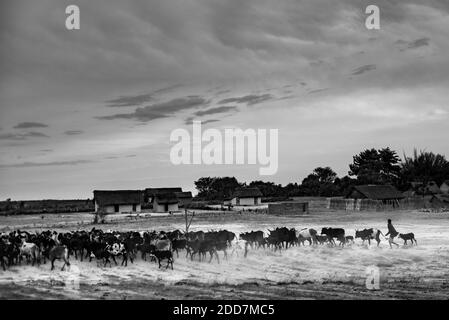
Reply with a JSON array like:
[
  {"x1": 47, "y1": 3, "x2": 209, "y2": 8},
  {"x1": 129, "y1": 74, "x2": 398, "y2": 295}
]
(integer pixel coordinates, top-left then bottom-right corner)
[
  {"x1": 112, "y1": 256, "x2": 118, "y2": 266},
  {"x1": 208, "y1": 251, "x2": 213, "y2": 263},
  {"x1": 215, "y1": 251, "x2": 220, "y2": 264},
  {"x1": 51, "y1": 258, "x2": 56, "y2": 271}
]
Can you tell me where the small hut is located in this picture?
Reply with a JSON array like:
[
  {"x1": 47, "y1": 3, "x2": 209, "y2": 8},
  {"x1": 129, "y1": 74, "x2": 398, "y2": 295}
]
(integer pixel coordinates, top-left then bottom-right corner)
[
  {"x1": 430, "y1": 194, "x2": 449, "y2": 208},
  {"x1": 174, "y1": 191, "x2": 193, "y2": 208},
  {"x1": 346, "y1": 185, "x2": 404, "y2": 208},
  {"x1": 439, "y1": 180, "x2": 449, "y2": 194},
  {"x1": 93, "y1": 190, "x2": 142, "y2": 214},
  {"x1": 230, "y1": 187, "x2": 263, "y2": 206},
  {"x1": 144, "y1": 187, "x2": 190, "y2": 212},
  {"x1": 153, "y1": 192, "x2": 179, "y2": 212}
]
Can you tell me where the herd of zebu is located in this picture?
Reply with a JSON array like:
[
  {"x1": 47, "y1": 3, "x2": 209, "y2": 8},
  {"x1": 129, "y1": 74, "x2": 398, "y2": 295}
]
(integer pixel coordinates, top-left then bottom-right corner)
[{"x1": 0, "y1": 226, "x2": 417, "y2": 271}]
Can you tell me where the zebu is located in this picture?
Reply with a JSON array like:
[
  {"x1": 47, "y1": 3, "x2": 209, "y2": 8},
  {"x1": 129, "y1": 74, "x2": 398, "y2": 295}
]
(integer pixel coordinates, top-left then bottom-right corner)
[{"x1": 295, "y1": 228, "x2": 317, "y2": 246}]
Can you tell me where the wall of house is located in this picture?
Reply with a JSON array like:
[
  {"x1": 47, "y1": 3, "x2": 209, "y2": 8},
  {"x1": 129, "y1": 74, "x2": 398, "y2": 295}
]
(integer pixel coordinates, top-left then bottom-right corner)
[
  {"x1": 268, "y1": 202, "x2": 309, "y2": 215},
  {"x1": 153, "y1": 202, "x2": 179, "y2": 212},
  {"x1": 95, "y1": 203, "x2": 141, "y2": 213},
  {"x1": 178, "y1": 198, "x2": 193, "y2": 207},
  {"x1": 328, "y1": 197, "x2": 427, "y2": 211},
  {"x1": 441, "y1": 183, "x2": 449, "y2": 194},
  {"x1": 231, "y1": 197, "x2": 261, "y2": 206}
]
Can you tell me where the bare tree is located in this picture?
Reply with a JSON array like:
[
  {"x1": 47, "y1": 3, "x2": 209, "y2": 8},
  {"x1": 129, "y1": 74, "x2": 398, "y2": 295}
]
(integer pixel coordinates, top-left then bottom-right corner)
[
  {"x1": 93, "y1": 208, "x2": 106, "y2": 224},
  {"x1": 184, "y1": 209, "x2": 195, "y2": 234}
]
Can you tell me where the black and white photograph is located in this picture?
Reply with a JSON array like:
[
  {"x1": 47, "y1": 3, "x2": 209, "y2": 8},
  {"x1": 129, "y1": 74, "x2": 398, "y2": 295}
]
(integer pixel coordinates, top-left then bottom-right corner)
[{"x1": 1, "y1": 0, "x2": 449, "y2": 304}]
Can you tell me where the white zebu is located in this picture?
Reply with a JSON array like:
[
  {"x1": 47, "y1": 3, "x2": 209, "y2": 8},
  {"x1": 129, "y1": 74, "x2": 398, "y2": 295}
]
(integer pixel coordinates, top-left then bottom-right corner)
[{"x1": 295, "y1": 228, "x2": 318, "y2": 246}]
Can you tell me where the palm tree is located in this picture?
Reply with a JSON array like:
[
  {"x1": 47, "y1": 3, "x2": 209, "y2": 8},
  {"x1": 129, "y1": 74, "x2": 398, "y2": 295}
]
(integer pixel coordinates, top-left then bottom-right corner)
[{"x1": 401, "y1": 149, "x2": 449, "y2": 187}]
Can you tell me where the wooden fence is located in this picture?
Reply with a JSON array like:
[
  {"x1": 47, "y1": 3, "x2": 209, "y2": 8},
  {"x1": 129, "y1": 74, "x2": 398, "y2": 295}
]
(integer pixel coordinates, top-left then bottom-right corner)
[{"x1": 327, "y1": 197, "x2": 430, "y2": 211}]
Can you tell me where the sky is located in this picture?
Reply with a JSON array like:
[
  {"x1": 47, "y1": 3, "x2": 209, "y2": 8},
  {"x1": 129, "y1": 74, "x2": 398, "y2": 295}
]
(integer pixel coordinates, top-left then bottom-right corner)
[{"x1": 0, "y1": 0, "x2": 448, "y2": 200}]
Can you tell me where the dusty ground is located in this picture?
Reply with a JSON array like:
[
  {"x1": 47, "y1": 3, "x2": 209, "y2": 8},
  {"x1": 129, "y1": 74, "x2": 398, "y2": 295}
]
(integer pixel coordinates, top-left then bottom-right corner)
[{"x1": 1, "y1": 209, "x2": 449, "y2": 299}]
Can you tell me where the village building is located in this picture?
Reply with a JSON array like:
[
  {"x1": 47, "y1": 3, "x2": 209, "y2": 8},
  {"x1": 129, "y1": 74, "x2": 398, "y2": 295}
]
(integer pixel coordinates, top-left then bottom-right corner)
[
  {"x1": 268, "y1": 202, "x2": 309, "y2": 215},
  {"x1": 439, "y1": 180, "x2": 449, "y2": 194},
  {"x1": 144, "y1": 188, "x2": 182, "y2": 203},
  {"x1": 424, "y1": 181, "x2": 441, "y2": 195},
  {"x1": 404, "y1": 181, "x2": 441, "y2": 196},
  {"x1": 430, "y1": 194, "x2": 449, "y2": 207},
  {"x1": 230, "y1": 187, "x2": 263, "y2": 206},
  {"x1": 346, "y1": 185, "x2": 405, "y2": 203},
  {"x1": 174, "y1": 191, "x2": 193, "y2": 208},
  {"x1": 93, "y1": 190, "x2": 142, "y2": 214},
  {"x1": 153, "y1": 192, "x2": 179, "y2": 212},
  {"x1": 144, "y1": 187, "x2": 192, "y2": 212}
]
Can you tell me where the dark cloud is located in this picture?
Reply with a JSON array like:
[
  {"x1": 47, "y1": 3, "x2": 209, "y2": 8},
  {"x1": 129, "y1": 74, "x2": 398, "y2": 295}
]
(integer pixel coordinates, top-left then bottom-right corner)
[
  {"x1": 98, "y1": 96, "x2": 208, "y2": 122},
  {"x1": 0, "y1": 132, "x2": 49, "y2": 140},
  {"x1": 194, "y1": 106, "x2": 237, "y2": 117},
  {"x1": 407, "y1": 38, "x2": 430, "y2": 49},
  {"x1": 396, "y1": 38, "x2": 431, "y2": 51},
  {"x1": 184, "y1": 118, "x2": 220, "y2": 125},
  {"x1": 350, "y1": 65, "x2": 376, "y2": 76},
  {"x1": 218, "y1": 94, "x2": 273, "y2": 106},
  {"x1": 64, "y1": 130, "x2": 84, "y2": 135},
  {"x1": 13, "y1": 122, "x2": 48, "y2": 129},
  {"x1": 307, "y1": 88, "x2": 329, "y2": 94},
  {"x1": 0, "y1": 160, "x2": 94, "y2": 169},
  {"x1": 105, "y1": 85, "x2": 182, "y2": 107},
  {"x1": 106, "y1": 93, "x2": 154, "y2": 107}
]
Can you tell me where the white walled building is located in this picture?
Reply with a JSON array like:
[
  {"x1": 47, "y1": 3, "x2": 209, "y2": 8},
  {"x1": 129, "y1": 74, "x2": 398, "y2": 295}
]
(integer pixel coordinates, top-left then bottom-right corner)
[
  {"x1": 93, "y1": 190, "x2": 142, "y2": 214},
  {"x1": 230, "y1": 187, "x2": 263, "y2": 206}
]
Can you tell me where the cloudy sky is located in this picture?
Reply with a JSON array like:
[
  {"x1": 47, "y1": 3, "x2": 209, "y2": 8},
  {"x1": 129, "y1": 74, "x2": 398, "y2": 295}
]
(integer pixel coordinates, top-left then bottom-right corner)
[{"x1": 0, "y1": 0, "x2": 448, "y2": 200}]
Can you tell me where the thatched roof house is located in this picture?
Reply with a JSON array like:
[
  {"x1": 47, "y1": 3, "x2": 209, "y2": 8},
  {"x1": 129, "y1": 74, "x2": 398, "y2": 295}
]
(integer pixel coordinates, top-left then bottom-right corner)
[
  {"x1": 93, "y1": 190, "x2": 142, "y2": 213},
  {"x1": 430, "y1": 194, "x2": 449, "y2": 207},
  {"x1": 346, "y1": 185, "x2": 404, "y2": 201},
  {"x1": 440, "y1": 180, "x2": 449, "y2": 194},
  {"x1": 144, "y1": 187, "x2": 182, "y2": 202},
  {"x1": 174, "y1": 191, "x2": 193, "y2": 207},
  {"x1": 425, "y1": 181, "x2": 441, "y2": 195},
  {"x1": 144, "y1": 187, "x2": 192, "y2": 212},
  {"x1": 230, "y1": 187, "x2": 263, "y2": 206}
]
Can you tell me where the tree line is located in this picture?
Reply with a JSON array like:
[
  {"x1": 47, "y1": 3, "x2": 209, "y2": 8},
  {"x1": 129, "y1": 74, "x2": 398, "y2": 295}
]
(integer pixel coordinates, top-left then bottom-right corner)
[{"x1": 194, "y1": 148, "x2": 449, "y2": 200}]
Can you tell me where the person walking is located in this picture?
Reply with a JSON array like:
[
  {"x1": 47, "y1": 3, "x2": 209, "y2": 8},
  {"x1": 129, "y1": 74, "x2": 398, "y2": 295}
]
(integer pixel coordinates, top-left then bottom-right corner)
[{"x1": 385, "y1": 219, "x2": 399, "y2": 248}]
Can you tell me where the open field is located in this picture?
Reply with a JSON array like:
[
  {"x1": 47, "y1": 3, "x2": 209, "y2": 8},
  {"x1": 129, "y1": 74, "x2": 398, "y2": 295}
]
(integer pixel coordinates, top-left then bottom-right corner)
[{"x1": 1, "y1": 210, "x2": 449, "y2": 299}]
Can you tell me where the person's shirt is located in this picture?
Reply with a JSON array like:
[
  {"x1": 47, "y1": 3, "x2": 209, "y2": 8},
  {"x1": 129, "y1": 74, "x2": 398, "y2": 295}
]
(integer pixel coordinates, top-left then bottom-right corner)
[{"x1": 386, "y1": 223, "x2": 398, "y2": 237}]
